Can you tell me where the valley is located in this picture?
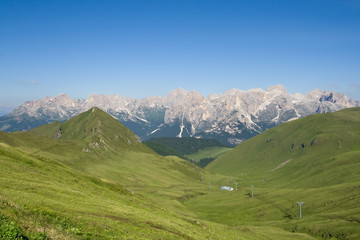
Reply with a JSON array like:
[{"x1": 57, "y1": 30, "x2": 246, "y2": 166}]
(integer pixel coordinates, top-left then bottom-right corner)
[
  {"x1": 144, "y1": 137, "x2": 232, "y2": 167},
  {"x1": 1, "y1": 107, "x2": 359, "y2": 239},
  {"x1": 2, "y1": 0, "x2": 360, "y2": 239}
]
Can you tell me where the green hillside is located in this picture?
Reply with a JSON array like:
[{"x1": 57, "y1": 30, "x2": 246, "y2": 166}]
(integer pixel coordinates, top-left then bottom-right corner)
[
  {"x1": 30, "y1": 107, "x2": 150, "y2": 153},
  {"x1": 0, "y1": 140, "x2": 256, "y2": 239},
  {"x1": 4, "y1": 108, "x2": 203, "y2": 192},
  {"x1": 0, "y1": 141, "x2": 192, "y2": 239},
  {"x1": 207, "y1": 107, "x2": 360, "y2": 187},
  {"x1": 188, "y1": 107, "x2": 360, "y2": 239},
  {"x1": 1, "y1": 107, "x2": 318, "y2": 239},
  {"x1": 2, "y1": 107, "x2": 359, "y2": 239},
  {"x1": 0, "y1": 140, "x2": 316, "y2": 240}
]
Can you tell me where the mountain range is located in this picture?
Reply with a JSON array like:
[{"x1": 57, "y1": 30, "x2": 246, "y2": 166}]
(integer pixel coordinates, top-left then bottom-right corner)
[{"x1": 1, "y1": 85, "x2": 359, "y2": 146}]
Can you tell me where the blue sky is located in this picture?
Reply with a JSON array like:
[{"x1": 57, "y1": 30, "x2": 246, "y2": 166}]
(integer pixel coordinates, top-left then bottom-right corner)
[{"x1": 1, "y1": 0, "x2": 360, "y2": 111}]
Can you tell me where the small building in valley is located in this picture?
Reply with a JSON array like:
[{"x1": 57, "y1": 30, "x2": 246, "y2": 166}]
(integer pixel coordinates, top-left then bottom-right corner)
[{"x1": 220, "y1": 186, "x2": 234, "y2": 191}]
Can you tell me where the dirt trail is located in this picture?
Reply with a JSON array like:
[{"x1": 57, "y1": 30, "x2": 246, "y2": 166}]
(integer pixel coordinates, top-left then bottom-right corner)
[{"x1": 268, "y1": 159, "x2": 292, "y2": 172}]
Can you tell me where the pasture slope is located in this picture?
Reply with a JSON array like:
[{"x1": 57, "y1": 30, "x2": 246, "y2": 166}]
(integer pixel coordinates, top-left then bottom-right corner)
[
  {"x1": 0, "y1": 107, "x2": 315, "y2": 239},
  {"x1": 197, "y1": 107, "x2": 360, "y2": 239}
]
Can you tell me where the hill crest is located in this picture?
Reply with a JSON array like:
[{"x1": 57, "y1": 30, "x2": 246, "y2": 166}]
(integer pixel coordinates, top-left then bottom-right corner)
[
  {"x1": 207, "y1": 107, "x2": 360, "y2": 187},
  {"x1": 30, "y1": 107, "x2": 149, "y2": 153}
]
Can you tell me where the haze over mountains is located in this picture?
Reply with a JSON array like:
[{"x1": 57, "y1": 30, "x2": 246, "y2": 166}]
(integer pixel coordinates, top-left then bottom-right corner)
[
  {"x1": 0, "y1": 105, "x2": 13, "y2": 117},
  {"x1": 1, "y1": 85, "x2": 359, "y2": 146}
]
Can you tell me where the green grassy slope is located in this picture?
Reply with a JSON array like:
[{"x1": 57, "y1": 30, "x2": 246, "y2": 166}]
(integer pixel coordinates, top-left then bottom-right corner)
[
  {"x1": 185, "y1": 183, "x2": 360, "y2": 240},
  {"x1": 22, "y1": 108, "x2": 208, "y2": 193},
  {"x1": 0, "y1": 108, "x2": 318, "y2": 239},
  {"x1": 0, "y1": 142, "x2": 258, "y2": 239},
  {"x1": 30, "y1": 107, "x2": 150, "y2": 153},
  {"x1": 185, "y1": 107, "x2": 360, "y2": 239},
  {"x1": 207, "y1": 107, "x2": 360, "y2": 187}
]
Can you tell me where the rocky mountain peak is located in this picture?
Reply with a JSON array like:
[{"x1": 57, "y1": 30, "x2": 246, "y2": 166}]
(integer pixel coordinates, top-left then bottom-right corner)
[
  {"x1": 52, "y1": 93, "x2": 78, "y2": 107},
  {"x1": 168, "y1": 88, "x2": 188, "y2": 98},
  {"x1": 266, "y1": 84, "x2": 288, "y2": 94},
  {"x1": 307, "y1": 89, "x2": 323, "y2": 99}
]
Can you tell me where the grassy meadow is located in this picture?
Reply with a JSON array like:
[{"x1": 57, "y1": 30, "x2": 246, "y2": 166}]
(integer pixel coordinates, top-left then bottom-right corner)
[
  {"x1": 1, "y1": 107, "x2": 359, "y2": 239},
  {"x1": 203, "y1": 107, "x2": 360, "y2": 239}
]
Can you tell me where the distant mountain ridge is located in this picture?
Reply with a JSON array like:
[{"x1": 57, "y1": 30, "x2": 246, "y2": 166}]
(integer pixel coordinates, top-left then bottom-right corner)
[{"x1": 1, "y1": 85, "x2": 359, "y2": 146}]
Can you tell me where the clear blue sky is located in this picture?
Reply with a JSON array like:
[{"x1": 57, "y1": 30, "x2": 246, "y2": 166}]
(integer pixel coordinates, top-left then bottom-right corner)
[{"x1": 1, "y1": 0, "x2": 360, "y2": 109}]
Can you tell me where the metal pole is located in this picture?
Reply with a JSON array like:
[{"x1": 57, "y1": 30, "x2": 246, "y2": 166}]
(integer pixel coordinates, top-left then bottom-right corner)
[
  {"x1": 251, "y1": 185, "x2": 254, "y2": 197},
  {"x1": 235, "y1": 182, "x2": 238, "y2": 191},
  {"x1": 297, "y1": 202, "x2": 304, "y2": 218}
]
